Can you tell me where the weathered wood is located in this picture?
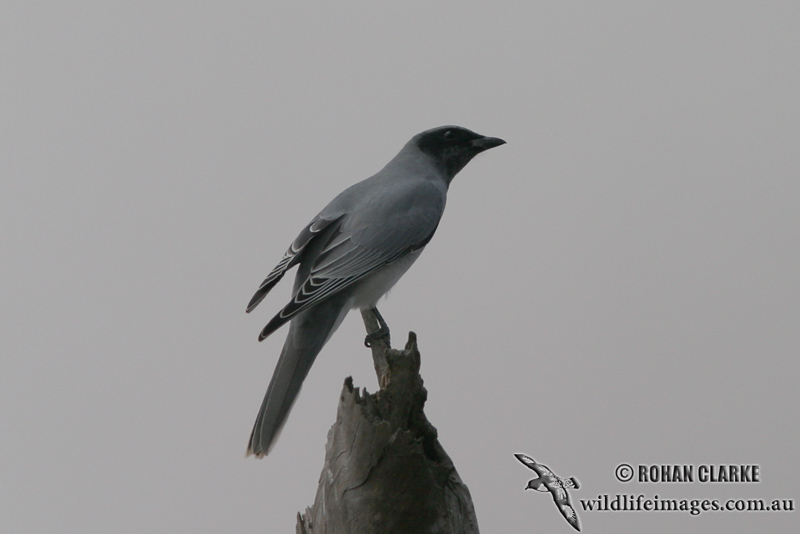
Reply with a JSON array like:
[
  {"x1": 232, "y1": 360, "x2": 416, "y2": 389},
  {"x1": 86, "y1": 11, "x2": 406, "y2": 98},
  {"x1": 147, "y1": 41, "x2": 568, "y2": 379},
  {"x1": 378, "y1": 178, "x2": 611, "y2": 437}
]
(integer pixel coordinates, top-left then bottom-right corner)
[{"x1": 296, "y1": 310, "x2": 479, "y2": 534}]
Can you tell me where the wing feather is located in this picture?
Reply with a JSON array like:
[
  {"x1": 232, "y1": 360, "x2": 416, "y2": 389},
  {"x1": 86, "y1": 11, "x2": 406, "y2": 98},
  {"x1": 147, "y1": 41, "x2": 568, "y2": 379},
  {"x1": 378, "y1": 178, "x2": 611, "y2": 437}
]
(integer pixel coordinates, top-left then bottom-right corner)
[
  {"x1": 533, "y1": 463, "x2": 556, "y2": 479},
  {"x1": 515, "y1": 453, "x2": 539, "y2": 471},
  {"x1": 255, "y1": 180, "x2": 444, "y2": 341},
  {"x1": 559, "y1": 503, "x2": 580, "y2": 531},
  {"x1": 246, "y1": 215, "x2": 343, "y2": 313}
]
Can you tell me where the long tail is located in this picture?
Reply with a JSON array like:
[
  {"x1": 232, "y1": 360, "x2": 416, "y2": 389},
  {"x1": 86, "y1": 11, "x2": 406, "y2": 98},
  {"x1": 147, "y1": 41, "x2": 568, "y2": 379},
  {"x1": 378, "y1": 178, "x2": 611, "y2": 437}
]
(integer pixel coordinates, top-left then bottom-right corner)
[{"x1": 247, "y1": 295, "x2": 349, "y2": 457}]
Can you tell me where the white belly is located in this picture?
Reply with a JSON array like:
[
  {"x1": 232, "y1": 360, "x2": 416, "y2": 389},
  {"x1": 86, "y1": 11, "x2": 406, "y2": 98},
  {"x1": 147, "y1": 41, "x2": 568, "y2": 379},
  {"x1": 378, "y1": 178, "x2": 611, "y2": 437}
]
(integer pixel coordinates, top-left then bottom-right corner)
[{"x1": 349, "y1": 248, "x2": 424, "y2": 309}]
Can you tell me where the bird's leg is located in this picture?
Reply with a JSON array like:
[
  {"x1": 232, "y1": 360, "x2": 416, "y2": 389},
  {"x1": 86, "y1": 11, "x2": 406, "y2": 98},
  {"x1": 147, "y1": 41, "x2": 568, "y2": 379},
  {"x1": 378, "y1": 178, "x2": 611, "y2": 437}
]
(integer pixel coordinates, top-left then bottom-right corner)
[{"x1": 364, "y1": 307, "x2": 391, "y2": 347}]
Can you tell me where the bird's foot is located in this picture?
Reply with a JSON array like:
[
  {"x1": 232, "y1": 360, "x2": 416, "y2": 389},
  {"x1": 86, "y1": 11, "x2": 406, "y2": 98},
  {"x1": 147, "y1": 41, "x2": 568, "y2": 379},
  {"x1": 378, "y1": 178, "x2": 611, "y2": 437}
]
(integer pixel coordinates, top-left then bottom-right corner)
[
  {"x1": 364, "y1": 307, "x2": 391, "y2": 348},
  {"x1": 364, "y1": 325, "x2": 390, "y2": 348}
]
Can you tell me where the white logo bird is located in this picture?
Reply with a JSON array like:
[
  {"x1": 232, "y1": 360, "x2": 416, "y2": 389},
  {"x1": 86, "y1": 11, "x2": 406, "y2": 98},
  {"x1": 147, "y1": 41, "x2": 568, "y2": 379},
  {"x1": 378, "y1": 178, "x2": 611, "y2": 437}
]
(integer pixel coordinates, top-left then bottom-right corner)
[{"x1": 515, "y1": 453, "x2": 581, "y2": 531}]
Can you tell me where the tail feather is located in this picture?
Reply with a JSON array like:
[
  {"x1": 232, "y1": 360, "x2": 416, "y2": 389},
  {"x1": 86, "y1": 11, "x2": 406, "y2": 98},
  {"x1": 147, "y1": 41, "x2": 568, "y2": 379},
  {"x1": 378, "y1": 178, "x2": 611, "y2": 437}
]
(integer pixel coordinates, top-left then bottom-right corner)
[
  {"x1": 247, "y1": 294, "x2": 349, "y2": 457},
  {"x1": 246, "y1": 336, "x2": 307, "y2": 457}
]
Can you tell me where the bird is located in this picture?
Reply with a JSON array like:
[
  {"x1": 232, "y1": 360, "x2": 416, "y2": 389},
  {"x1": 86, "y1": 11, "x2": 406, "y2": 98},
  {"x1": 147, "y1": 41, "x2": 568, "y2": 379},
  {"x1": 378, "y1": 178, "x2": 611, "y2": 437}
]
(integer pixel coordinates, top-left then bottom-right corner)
[
  {"x1": 245, "y1": 125, "x2": 506, "y2": 457},
  {"x1": 515, "y1": 453, "x2": 581, "y2": 531}
]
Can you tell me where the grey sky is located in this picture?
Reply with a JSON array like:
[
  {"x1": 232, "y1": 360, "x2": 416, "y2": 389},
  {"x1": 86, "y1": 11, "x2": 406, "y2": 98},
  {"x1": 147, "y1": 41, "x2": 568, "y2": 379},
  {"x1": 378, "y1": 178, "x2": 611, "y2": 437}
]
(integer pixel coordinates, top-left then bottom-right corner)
[{"x1": 2, "y1": 2, "x2": 798, "y2": 532}]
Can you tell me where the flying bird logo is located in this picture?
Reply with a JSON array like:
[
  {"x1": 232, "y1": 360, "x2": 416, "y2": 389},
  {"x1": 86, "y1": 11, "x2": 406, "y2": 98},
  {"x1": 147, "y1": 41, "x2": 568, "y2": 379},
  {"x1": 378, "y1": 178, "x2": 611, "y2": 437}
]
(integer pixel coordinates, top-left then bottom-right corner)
[{"x1": 515, "y1": 453, "x2": 582, "y2": 531}]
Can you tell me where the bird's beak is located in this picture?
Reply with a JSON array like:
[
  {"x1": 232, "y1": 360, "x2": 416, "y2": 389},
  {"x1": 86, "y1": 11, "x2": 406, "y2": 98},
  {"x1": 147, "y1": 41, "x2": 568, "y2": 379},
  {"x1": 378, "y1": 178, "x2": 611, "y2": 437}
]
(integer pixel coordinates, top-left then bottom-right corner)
[{"x1": 471, "y1": 136, "x2": 506, "y2": 152}]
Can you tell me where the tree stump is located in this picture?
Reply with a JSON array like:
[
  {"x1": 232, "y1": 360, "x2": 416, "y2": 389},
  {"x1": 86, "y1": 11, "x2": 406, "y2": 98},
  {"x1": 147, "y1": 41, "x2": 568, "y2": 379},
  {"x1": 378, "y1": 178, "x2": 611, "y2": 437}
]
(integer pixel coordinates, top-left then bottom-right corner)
[{"x1": 295, "y1": 310, "x2": 479, "y2": 534}]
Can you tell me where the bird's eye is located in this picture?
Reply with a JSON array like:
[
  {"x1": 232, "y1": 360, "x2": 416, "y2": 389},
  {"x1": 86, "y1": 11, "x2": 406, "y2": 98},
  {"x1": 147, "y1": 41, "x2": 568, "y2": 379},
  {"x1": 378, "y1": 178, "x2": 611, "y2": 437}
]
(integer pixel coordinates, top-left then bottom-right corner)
[{"x1": 443, "y1": 130, "x2": 456, "y2": 141}]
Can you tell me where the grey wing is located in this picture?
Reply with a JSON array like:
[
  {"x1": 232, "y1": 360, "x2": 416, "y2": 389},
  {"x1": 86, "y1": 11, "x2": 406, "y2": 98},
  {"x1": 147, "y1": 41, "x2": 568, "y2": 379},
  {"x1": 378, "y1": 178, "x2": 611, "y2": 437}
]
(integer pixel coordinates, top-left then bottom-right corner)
[
  {"x1": 549, "y1": 481, "x2": 580, "y2": 531},
  {"x1": 550, "y1": 482, "x2": 568, "y2": 503},
  {"x1": 257, "y1": 196, "x2": 442, "y2": 340},
  {"x1": 246, "y1": 215, "x2": 343, "y2": 313},
  {"x1": 514, "y1": 453, "x2": 539, "y2": 470},
  {"x1": 557, "y1": 500, "x2": 581, "y2": 531},
  {"x1": 532, "y1": 462, "x2": 557, "y2": 481}
]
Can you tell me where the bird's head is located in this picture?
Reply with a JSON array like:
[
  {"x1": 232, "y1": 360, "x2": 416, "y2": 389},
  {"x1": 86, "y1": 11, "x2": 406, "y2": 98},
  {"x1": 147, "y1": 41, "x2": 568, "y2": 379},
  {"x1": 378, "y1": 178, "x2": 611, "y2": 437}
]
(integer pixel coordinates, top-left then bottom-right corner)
[
  {"x1": 413, "y1": 125, "x2": 505, "y2": 183},
  {"x1": 525, "y1": 478, "x2": 546, "y2": 492}
]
